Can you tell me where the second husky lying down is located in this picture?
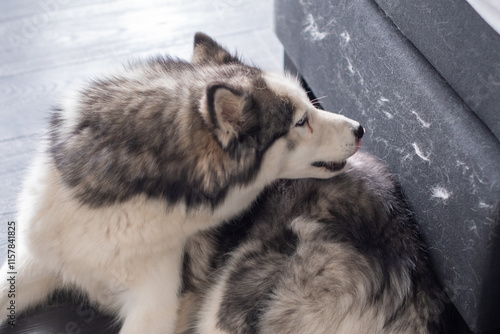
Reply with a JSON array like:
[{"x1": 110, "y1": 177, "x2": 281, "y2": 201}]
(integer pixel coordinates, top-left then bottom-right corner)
[{"x1": 178, "y1": 152, "x2": 446, "y2": 334}]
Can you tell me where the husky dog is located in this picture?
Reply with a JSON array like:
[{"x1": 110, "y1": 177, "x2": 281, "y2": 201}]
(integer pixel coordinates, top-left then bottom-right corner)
[
  {"x1": 177, "y1": 152, "x2": 446, "y2": 334},
  {"x1": 0, "y1": 33, "x2": 363, "y2": 333}
]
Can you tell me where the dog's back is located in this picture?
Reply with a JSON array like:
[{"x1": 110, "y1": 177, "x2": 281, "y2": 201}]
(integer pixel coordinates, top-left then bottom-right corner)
[{"x1": 179, "y1": 152, "x2": 446, "y2": 334}]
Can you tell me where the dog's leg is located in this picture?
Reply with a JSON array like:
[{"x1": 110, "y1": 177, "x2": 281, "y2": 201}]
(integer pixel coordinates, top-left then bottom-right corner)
[
  {"x1": 118, "y1": 251, "x2": 182, "y2": 334},
  {"x1": 0, "y1": 252, "x2": 61, "y2": 319}
]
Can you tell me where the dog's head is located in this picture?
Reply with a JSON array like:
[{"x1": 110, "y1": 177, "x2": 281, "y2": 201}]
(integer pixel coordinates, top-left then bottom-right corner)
[{"x1": 193, "y1": 32, "x2": 363, "y2": 181}]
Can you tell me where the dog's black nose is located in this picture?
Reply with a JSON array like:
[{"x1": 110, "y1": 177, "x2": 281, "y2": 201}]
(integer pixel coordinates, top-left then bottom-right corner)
[{"x1": 355, "y1": 125, "x2": 365, "y2": 139}]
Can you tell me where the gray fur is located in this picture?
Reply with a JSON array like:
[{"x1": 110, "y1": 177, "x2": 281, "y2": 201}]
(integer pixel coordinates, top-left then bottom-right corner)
[{"x1": 179, "y1": 152, "x2": 446, "y2": 334}]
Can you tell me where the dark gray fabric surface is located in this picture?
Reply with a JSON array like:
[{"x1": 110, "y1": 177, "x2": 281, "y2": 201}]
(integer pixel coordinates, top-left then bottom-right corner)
[
  {"x1": 374, "y1": 0, "x2": 500, "y2": 141},
  {"x1": 275, "y1": 0, "x2": 500, "y2": 332}
]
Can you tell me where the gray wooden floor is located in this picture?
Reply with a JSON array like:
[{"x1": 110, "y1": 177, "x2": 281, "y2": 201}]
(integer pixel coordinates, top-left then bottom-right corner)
[{"x1": 0, "y1": 0, "x2": 281, "y2": 332}]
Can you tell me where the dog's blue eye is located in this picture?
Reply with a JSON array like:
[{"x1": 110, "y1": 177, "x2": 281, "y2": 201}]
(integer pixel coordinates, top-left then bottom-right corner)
[{"x1": 295, "y1": 116, "x2": 308, "y2": 127}]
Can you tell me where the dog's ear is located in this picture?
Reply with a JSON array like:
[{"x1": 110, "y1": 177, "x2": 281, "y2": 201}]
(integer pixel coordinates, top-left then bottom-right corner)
[
  {"x1": 206, "y1": 83, "x2": 250, "y2": 149},
  {"x1": 192, "y1": 32, "x2": 240, "y2": 65}
]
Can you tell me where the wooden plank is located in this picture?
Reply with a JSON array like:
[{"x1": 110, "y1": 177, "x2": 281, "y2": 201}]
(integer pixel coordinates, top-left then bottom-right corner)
[
  {"x1": 0, "y1": 0, "x2": 274, "y2": 77},
  {"x1": 0, "y1": 28, "x2": 282, "y2": 141},
  {"x1": 0, "y1": 0, "x2": 105, "y2": 22}
]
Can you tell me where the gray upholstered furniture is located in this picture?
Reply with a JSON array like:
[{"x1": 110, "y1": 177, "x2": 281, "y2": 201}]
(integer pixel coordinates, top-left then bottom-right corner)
[{"x1": 275, "y1": 0, "x2": 500, "y2": 332}]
